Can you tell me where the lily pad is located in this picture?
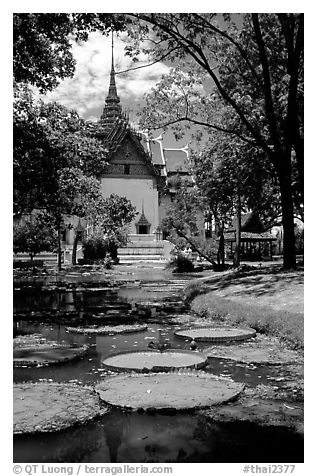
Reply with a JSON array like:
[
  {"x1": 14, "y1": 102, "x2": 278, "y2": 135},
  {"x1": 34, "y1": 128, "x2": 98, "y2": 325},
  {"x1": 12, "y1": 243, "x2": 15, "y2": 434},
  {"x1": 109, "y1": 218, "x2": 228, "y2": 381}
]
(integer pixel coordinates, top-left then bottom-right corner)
[
  {"x1": 96, "y1": 372, "x2": 244, "y2": 410},
  {"x1": 174, "y1": 326, "x2": 256, "y2": 343},
  {"x1": 66, "y1": 323, "x2": 147, "y2": 335},
  {"x1": 102, "y1": 349, "x2": 208, "y2": 372},
  {"x1": 205, "y1": 335, "x2": 302, "y2": 365},
  {"x1": 13, "y1": 334, "x2": 88, "y2": 367},
  {"x1": 14, "y1": 382, "x2": 106, "y2": 434}
]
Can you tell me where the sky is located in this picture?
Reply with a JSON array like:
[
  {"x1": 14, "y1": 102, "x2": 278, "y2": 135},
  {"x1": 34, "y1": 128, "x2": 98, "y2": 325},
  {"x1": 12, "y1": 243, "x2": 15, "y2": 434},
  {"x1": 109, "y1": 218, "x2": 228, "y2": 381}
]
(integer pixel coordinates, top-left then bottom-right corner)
[{"x1": 38, "y1": 31, "x2": 171, "y2": 130}]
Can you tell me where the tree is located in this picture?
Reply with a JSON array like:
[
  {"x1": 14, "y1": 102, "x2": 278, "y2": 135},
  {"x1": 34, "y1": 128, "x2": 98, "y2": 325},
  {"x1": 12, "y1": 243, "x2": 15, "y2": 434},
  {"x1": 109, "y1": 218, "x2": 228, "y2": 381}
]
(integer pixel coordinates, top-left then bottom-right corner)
[
  {"x1": 48, "y1": 168, "x2": 109, "y2": 270},
  {"x1": 13, "y1": 13, "x2": 126, "y2": 92},
  {"x1": 95, "y1": 194, "x2": 137, "y2": 261},
  {"x1": 13, "y1": 84, "x2": 109, "y2": 215},
  {"x1": 13, "y1": 214, "x2": 57, "y2": 262},
  {"x1": 161, "y1": 178, "x2": 219, "y2": 266},
  {"x1": 127, "y1": 13, "x2": 303, "y2": 269},
  {"x1": 13, "y1": 15, "x2": 136, "y2": 270},
  {"x1": 190, "y1": 127, "x2": 282, "y2": 267},
  {"x1": 13, "y1": 85, "x2": 111, "y2": 269},
  {"x1": 82, "y1": 195, "x2": 137, "y2": 262}
]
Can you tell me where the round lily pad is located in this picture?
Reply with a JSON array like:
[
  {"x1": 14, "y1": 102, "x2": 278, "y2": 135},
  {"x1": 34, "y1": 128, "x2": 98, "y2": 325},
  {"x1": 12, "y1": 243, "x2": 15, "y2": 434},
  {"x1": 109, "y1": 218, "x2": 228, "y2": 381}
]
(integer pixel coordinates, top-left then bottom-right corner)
[
  {"x1": 13, "y1": 334, "x2": 88, "y2": 367},
  {"x1": 96, "y1": 372, "x2": 244, "y2": 410},
  {"x1": 14, "y1": 382, "x2": 106, "y2": 434},
  {"x1": 102, "y1": 349, "x2": 208, "y2": 372},
  {"x1": 66, "y1": 323, "x2": 147, "y2": 335},
  {"x1": 174, "y1": 326, "x2": 256, "y2": 343},
  {"x1": 205, "y1": 335, "x2": 301, "y2": 365}
]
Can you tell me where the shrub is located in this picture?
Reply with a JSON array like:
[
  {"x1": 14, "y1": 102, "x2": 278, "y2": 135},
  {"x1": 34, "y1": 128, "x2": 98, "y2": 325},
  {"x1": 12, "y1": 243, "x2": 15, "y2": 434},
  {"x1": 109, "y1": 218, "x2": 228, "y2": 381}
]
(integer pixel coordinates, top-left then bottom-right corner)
[
  {"x1": 103, "y1": 253, "x2": 113, "y2": 269},
  {"x1": 82, "y1": 234, "x2": 108, "y2": 260},
  {"x1": 13, "y1": 260, "x2": 43, "y2": 269},
  {"x1": 167, "y1": 253, "x2": 195, "y2": 273}
]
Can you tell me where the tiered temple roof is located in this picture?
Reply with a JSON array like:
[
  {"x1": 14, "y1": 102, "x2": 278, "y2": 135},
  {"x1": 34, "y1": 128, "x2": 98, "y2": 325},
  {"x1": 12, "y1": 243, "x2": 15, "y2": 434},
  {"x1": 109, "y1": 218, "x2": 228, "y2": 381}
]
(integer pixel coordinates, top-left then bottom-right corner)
[
  {"x1": 99, "y1": 34, "x2": 122, "y2": 134},
  {"x1": 98, "y1": 38, "x2": 191, "y2": 182}
]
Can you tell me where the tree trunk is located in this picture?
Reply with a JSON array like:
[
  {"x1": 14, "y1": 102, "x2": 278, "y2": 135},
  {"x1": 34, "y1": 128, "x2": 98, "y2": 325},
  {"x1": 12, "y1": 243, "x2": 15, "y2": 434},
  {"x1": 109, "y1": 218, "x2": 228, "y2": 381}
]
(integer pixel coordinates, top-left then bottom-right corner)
[
  {"x1": 217, "y1": 230, "x2": 225, "y2": 266},
  {"x1": 176, "y1": 229, "x2": 217, "y2": 266},
  {"x1": 57, "y1": 226, "x2": 62, "y2": 271},
  {"x1": 72, "y1": 231, "x2": 79, "y2": 265},
  {"x1": 278, "y1": 160, "x2": 297, "y2": 269},
  {"x1": 233, "y1": 192, "x2": 241, "y2": 268}
]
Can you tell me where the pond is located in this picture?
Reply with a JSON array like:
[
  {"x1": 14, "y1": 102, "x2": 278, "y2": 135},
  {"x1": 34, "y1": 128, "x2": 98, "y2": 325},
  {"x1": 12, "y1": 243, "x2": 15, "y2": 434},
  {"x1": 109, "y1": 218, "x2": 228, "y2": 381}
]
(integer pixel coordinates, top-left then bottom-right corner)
[
  {"x1": 13, "y1": 272, "x2": 304, "y2": 463},
  {"x1": 14, "y1": 409, "x2": 303, "y2": 463}
]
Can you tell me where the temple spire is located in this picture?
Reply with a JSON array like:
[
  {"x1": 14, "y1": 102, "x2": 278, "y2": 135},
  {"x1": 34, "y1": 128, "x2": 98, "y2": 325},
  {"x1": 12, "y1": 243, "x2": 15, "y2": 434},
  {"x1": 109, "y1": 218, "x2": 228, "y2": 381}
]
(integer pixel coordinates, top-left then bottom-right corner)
[
  {"x1": 100, "y1": 31, "x2": 122, "y2": 132},
  {"x1": 108, "y1": 31, "x2": 119, "y2": 100}
]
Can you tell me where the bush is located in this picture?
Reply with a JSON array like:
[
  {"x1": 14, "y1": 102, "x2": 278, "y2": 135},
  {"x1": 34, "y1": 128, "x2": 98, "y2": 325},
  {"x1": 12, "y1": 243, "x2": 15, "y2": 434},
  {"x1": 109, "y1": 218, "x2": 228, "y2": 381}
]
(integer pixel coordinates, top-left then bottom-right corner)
[
  {"x1": 82, "y1": 234, "x2": 108, "y2": 260},
  {"x1": 167, "y1": 253, "x2": 195, "y2": 273},
  {"x1": 13, "y1": 260, "x2": 44, "y2": 269},
  {"x1": 103, "y1": 253, "x2": 113, "y2": 269}
]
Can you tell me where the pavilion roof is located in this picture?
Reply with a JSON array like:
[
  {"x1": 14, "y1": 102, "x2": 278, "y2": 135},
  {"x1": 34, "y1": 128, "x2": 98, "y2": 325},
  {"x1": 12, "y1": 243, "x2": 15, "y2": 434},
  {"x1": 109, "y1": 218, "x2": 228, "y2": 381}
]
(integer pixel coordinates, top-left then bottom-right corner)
[
  {"x1": 227, "y1": 211, "x2": 266, "y2": 233},
  {"x1": 223, "y1": 231, "x2": 276, "y2": 242}
]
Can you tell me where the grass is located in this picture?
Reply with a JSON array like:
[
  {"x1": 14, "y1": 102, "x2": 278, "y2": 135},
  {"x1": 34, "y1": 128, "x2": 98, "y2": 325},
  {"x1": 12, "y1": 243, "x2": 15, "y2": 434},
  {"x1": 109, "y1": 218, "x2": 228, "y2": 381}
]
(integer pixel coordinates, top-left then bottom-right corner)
[{"x1": 185, "y1": 266, "x2": 304, "y2": 350}]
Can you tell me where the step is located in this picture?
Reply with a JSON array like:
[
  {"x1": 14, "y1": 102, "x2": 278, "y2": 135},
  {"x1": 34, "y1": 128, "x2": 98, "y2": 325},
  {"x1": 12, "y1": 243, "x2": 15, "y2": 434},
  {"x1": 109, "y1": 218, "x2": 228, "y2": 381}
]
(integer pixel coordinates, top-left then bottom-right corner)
[
  {"x1": 125, "y1": 242, "x2": 164, "y2": 249},
  {"x1": 118, "y1": 256, "x2": 166, "y2": 263},
  {"x1": 128, "y1": 234, "x2": 155, "y2": 242},
  {"x1": 119, "y1": 260, "x2": 167, "y2": 264},
  {"x1": 118, "y1": 253, "x2": 164, "y2": 260},
  {"x1": 118, "y1": 249, "x2": 165, "y2": 256}
]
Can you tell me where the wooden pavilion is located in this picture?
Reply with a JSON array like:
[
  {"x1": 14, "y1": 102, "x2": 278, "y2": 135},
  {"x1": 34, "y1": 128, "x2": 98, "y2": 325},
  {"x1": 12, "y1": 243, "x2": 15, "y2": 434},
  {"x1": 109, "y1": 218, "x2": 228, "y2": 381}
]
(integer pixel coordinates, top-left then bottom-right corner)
[{"x1": 224, "y1": 212, "x2": 277, "y2": 261}]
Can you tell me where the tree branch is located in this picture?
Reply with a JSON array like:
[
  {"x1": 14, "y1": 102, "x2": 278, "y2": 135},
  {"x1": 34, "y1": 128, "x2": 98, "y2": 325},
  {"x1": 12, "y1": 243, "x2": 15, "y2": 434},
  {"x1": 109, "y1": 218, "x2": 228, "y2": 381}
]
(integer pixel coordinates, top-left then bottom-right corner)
[
  {"x1": 174, "y1": 228, "x2": 217, "y2": 266},
  {"x1": 116, "y1": 46, "x2": 181, "y2": 75},
  {"x1": 149, "y1": 115, "x2": 258, "y2": 146},
  {"x1": 194, "y1": 13, "x2": 263, "y2": 89},
  {"x1": 136, "y1": 13, "x2": 273, "y2": 157}
]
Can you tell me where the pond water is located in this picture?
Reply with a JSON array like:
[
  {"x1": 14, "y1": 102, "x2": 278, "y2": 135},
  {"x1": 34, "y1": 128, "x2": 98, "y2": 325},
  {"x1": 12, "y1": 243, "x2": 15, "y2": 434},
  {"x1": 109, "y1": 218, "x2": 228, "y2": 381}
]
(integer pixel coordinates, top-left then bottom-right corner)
[
  {"x1": 14, "y1": 409, "x2": 303, "y2": 463},
  {"x1": 13, "y1": 273, "x2": 303, "y2": 463}
]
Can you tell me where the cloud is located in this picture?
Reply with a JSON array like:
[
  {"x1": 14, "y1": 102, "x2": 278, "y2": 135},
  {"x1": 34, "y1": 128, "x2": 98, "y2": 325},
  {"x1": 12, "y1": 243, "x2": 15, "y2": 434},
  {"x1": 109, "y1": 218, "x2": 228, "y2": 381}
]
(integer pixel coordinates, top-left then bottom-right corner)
[{"x1": 39, "y1": 31, "x2": 170, "y2": 121}]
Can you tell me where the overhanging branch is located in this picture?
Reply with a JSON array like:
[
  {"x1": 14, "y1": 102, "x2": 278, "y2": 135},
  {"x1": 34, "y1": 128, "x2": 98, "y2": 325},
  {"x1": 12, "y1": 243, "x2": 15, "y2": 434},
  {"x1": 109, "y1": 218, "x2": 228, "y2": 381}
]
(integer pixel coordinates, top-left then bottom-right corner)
[
  {"x1": 116, "y1": 46, "x2": 181, "y2": 75},
  {"x1": 149, "y1": 115, "x2": 257, "y2": 146},
  {"x1": 135, "y1": 13, "x2": 273, "y2": 157}
]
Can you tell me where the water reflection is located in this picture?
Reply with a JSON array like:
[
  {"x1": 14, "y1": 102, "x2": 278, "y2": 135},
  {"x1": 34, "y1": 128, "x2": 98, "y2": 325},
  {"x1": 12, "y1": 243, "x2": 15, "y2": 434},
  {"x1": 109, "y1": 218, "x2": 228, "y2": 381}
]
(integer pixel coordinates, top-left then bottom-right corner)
[{"x1": 14, "y1": 409, "x2": 303, "y2": 463}]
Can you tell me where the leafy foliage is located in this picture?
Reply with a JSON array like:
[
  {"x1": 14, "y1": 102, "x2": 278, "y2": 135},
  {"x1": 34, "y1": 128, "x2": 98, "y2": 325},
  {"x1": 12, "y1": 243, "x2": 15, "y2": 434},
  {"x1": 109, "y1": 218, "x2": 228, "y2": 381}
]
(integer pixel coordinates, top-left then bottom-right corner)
[
  {"x1": 13, "y1": 214, "x2": 57, "y2": 260},
  {"x1": 13, "y1": 13, "x2": 127, "y2": 92},
  {"x1": 128, "y1": 13, "x2": 303, "y2": 268},
  {"x1": 167, "y1": 253, "x2": 195, "y2": 273},
  {"x1": 99, "y1": 194, "x2": 137, "y2": 233},
  {"x1": 13, "y1": 84, "x2": 137, "y2": 268},
  {"x1": 14, "y1": 84, "x2": 110, "y2": 269},
  {"x1": 13, "y1": 84, "x2": 109, "y2": 216},
  {"x1": 82, "y1": 194, "x2": 136, "y2": 261},
  {"x1": 161, "y1": 179, "x2": 219, "y2": 265},
  {"x1": 82, "y1": 232, "x2": 109, "y2": 260},
  {"x1": 93, "y1": 194, "x2": 137, "y2": 260},
  {"x1": 191, "y1": 129, "x2": 282, "y2": 230}
]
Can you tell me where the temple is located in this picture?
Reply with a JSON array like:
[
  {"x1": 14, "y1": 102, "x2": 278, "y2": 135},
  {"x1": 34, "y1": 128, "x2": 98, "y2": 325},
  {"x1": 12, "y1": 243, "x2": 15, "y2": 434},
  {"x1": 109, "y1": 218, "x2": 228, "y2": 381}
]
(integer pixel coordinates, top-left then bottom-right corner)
[
  {"x1": 89, "y1": 38, "x2": 198, "y2": 261},
  {"x1": 14, "y1": 38, "x2": 278, "y2": 266}
]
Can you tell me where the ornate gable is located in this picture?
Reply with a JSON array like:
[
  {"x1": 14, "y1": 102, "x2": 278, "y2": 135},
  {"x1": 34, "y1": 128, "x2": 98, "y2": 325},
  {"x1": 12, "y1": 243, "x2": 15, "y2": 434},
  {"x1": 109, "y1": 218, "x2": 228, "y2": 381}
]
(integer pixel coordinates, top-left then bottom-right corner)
[{"x1": 102, "y1": 126, "x2": 160, "y2": 178}]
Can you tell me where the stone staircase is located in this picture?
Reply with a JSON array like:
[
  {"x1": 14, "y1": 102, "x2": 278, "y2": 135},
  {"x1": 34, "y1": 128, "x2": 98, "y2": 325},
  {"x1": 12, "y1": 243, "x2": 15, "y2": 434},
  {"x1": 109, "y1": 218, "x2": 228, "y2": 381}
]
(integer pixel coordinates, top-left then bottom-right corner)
[{"x1": 118, "y1": 235, "x2": 174, "y2": 263}]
